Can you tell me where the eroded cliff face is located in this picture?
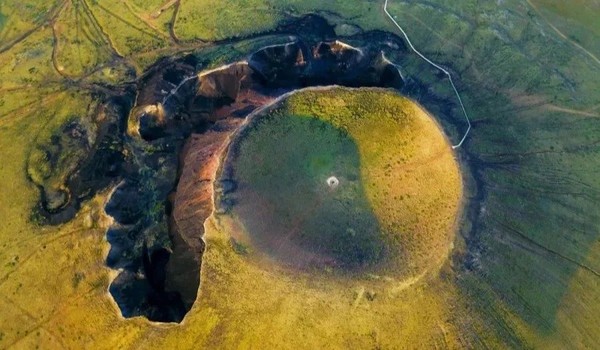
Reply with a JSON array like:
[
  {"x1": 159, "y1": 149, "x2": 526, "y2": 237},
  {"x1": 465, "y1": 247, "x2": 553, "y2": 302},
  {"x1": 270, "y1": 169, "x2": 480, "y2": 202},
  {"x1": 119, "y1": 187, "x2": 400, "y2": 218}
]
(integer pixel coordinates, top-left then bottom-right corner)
[{"x1": 30, "y1": 15, "x2": 462, "y2": 322}]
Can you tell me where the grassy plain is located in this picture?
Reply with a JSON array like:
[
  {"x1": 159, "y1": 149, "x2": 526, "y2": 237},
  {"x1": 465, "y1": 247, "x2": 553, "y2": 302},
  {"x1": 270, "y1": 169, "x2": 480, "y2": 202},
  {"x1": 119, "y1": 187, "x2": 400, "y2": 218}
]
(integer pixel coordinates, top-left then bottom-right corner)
[
  {"x1": 0, "y1": 0, "x2": 599, "y2": 348},
  {"x1": 529, "y1": 0, "x2": 600, "y2": 61},
  {"x1": 382, "y1": 0, "x2": 600, "y2": 347}
]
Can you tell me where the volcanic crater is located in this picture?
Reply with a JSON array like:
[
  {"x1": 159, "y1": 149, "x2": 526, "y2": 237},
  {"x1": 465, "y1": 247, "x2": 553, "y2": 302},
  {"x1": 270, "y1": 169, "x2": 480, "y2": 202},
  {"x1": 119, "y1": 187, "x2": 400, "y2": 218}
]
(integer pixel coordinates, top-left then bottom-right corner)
[{"x1": 28, "y1": 15, "x2": 468, "y2": 323}]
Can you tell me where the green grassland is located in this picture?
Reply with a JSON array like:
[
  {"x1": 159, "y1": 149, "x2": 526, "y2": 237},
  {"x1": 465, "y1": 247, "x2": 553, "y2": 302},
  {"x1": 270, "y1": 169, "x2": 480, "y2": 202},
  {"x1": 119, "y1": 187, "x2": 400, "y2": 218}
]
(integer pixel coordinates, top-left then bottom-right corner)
[
  {"x1": 174, "y1": 0, "x2": 387, "y2": 42},
  {"x1": 529, "y1": 0, "x2": 600, "y2": 61},
  {"x1": 0, "y1": 0, "x2": 599, "y2": 348},
  {"x1": 382, "y1": 0, "x2": 600, "y2": 345}
]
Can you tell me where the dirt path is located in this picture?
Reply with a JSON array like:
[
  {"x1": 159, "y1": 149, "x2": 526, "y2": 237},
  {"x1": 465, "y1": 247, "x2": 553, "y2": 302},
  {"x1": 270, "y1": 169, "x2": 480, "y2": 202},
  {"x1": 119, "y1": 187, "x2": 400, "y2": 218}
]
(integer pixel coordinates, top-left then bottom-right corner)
[
  {"x1": 382, "y1": 0, "x2": 471, "y2": 149},
  {"x1": 526, "y1": 0, "x2": 600, "y2": 66}
]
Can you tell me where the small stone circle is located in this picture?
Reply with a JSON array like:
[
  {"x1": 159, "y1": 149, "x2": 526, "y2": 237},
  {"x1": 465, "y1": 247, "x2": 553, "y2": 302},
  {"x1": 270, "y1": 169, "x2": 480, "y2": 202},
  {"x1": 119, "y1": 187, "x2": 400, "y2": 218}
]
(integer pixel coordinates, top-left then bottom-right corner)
[{"x1": 326, "y1": 176, "x2": 340, "y2": 189}]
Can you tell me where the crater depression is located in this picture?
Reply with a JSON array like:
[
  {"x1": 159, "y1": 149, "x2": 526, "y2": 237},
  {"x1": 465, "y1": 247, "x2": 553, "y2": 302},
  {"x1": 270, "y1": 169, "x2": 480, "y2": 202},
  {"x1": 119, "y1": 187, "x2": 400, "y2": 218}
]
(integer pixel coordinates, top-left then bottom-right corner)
[{"x1": 218, "y1": 88, "x2": 462, "y2": 277}]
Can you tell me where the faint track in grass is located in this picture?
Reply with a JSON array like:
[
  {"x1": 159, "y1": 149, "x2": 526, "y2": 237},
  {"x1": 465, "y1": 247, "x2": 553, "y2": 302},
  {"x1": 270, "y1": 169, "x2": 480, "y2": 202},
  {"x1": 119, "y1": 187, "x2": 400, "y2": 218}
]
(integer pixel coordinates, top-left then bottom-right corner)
[
  {"x1": 526, "y1": 0, "x2": 600, "y2": 67},
  {"x1": 0, "y1": 0, "x2": 68, "y2": 55},
  {"x1": 169, "y1": 0, "x2": 184, "y2": 44},
  {"x1": 545, "y1": 104, "x2": 600, "y2": 118},
  {"x1": 0, "y1": 227, "x2": 93, "y2": 288},
  {"x1": 122, "y1": 1, "x2": 173, "y2": 43},
  {"x1": 493, "y1": 218, "x2": 600, "y2": 278},
  {"x1": 2, "y1": 283, "x2": 100, "y2": 349},
  {"x1": 79, "y1": 0, "x2": 123, "y2": 58},
  {"x1": 93, "y1": 2, "x2": 164, "y2": 42},
  {"x1": 383, "y1": 0, "x2": 471, "y2": 149}
]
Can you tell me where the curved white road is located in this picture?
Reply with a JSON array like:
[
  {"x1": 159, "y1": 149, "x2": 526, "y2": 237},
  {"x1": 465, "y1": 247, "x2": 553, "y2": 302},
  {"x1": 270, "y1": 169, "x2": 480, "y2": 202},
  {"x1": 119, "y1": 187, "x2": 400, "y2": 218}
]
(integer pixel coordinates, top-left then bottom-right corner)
[{"x1": 383, "y1": 0, "x2": 471, "y2": 149}]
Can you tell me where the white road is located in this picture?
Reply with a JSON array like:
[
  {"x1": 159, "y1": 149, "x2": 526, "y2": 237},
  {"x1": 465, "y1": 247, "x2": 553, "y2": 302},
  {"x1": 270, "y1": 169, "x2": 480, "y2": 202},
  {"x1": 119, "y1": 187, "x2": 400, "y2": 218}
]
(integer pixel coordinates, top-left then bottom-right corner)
[{"x1": 383, "y1": 0, "x2": 471, "y2": 149}]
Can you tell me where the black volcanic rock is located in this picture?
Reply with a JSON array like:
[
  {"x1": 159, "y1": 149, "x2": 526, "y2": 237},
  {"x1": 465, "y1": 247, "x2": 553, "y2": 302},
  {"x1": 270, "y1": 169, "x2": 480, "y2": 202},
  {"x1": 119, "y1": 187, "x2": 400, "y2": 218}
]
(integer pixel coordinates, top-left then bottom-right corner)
[
  {"x1": 248, "y1": 42, "x2": 308, "y2": 85},
  {"x1": 248, "y1": 40, "x2": 404, "y2": 89},
  {"x1": 106, "y1": 226, "x2": 142, "y2": 270},
  {"x1": 29, "y1": 93, "x2": 131, "y2": 225},
  {"x1": 105, "y1": 182, "x2": 144, "y2": 225}
]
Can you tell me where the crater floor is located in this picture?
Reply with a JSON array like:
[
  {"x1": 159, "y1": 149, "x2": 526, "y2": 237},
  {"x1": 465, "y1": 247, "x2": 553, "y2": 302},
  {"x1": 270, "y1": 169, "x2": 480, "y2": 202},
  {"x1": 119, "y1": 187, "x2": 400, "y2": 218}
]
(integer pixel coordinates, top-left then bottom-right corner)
[{"x1": 218, "y1": 88, "x2": 462, "y2": 279}]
